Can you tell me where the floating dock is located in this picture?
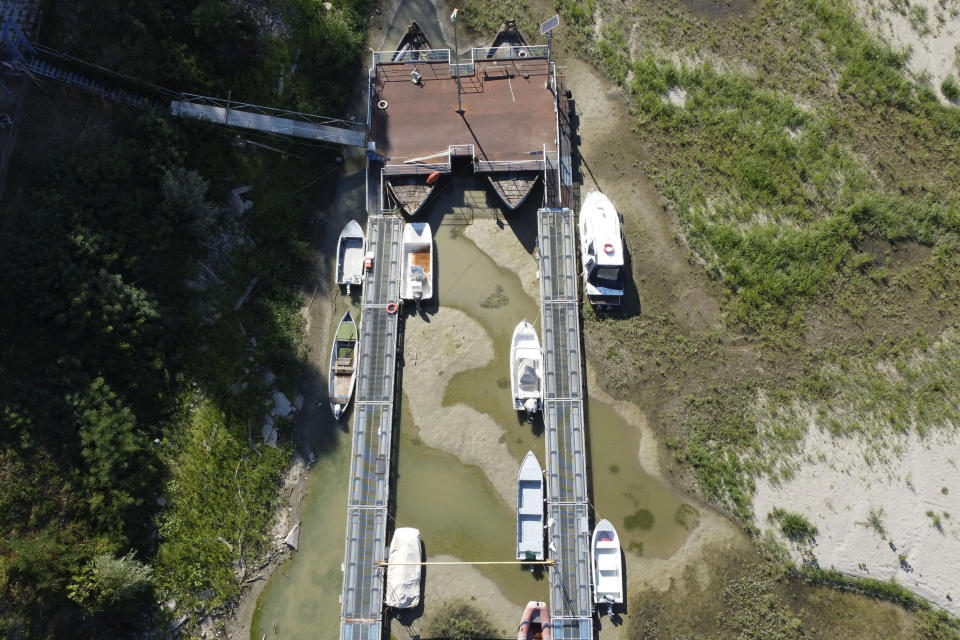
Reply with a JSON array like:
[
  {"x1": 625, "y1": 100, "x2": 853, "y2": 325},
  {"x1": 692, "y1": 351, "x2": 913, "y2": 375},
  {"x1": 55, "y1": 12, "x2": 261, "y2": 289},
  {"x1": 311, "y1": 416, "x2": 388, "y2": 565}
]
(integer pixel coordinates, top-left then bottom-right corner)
[{"x1": 340, "y1": 37, "x2": 589, "y2": 640}]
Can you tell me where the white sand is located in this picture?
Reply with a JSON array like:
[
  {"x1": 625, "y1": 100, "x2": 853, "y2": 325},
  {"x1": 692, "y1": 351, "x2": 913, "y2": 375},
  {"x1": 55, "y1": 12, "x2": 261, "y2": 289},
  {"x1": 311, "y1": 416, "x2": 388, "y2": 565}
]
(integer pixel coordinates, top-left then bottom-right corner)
[
  {"x1": 403, "y1": 307, "x2": 519, "y2": 507},
  {"x1": 855, "y1": 0, "x2": 960, "y2": 102},
  {"x1": 754, "y1": 426, "x2": 960, "y2": 614}
]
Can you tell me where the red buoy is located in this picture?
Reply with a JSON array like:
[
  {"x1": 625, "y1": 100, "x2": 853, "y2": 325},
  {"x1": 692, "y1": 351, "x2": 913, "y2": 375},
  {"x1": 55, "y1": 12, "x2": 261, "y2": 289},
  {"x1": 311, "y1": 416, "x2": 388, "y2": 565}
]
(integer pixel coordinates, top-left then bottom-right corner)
[
  {"x1": 386, "y1": 302, "x2": 399, "y2": 315},
  {"x1": 426, "y1": 171, "x2": 441, "y2": 185},
  {"x1": 603, "y1": 243, "x2": 615, "y2": 255}
]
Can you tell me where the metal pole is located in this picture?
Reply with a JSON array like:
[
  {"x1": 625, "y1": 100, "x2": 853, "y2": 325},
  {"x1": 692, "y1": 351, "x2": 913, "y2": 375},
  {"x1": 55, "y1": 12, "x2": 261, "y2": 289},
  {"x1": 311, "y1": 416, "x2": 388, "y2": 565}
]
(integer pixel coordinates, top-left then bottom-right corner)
[
  {"x1": 454, "y1": 12, "x2": 464, "y2": 114},
  {"x1": 546, "y1": 33, "x2": 552, "y2": 91}
]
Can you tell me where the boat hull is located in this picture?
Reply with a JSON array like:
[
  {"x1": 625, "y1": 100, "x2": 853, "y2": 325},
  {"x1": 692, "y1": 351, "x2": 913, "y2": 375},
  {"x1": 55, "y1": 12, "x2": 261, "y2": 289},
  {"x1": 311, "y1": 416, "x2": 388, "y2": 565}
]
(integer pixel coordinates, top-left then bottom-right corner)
[
  {"x1": 401, "y1": 222, "x2": 434, "y2": 301},
  {"x1": 579, "y1": 191, "x2": 625, "y2": 308},
  {"x1": 328, "y1": 311, "x2": 359, "y2": 421},
  {"x1": 510, "y1": 320, "x2": 543, "y2": 413},
  {"x1": 488, "y1": 172, "x2": 539, "y2": 210},
  {"x1": 517, "y1": 601, "x2": 551, "y2": 640},
  {"x1": 516, "y1": 451, "x2": 544, "y2": 560},
  {"x1": 591, "y1": 518, "x2": 624, "y2": 605},
  {"x1": 387, "y1": 177, "x2": 435, "y2": 217},
  {"x1": 336, "y1": 220, "x2": 365, "y2": 287}
]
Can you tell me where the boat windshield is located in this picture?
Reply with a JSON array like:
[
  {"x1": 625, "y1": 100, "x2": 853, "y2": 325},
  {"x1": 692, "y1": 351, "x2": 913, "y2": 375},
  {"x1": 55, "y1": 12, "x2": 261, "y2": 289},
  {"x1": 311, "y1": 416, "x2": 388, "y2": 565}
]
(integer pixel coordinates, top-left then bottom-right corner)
[{"x1": 597, "y1": 266, "x2": 622, "y2": 286}]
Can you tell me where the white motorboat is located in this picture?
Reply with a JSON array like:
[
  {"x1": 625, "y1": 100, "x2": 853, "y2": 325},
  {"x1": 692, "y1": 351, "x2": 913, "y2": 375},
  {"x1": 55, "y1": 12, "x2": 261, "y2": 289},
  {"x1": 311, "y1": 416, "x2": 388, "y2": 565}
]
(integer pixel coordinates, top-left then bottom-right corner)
[
  {"x1": 384, "y1": 527, "x2": 422, "y2": 609},
  {"x1": 516, "y1": 451, "x2": 544, "y2": 561},
  {"x1": 510, "y1": 320, "x2": 543, "y2": 415},
  {"x1": 401, "y1": 222, "x2": 433, "y2": 304},
  {"x1": 336, "y1": 220, "x2": 365, "y2": 294},
  {"x1": 579, "y1": 191, "x2": 625, "y2": 307},
  {"x1": 328, "y1": 310, "x2": 359, "y2": 420},
  {"x1": 591, "y1": 518, "x2": 624, "y2": 605}
]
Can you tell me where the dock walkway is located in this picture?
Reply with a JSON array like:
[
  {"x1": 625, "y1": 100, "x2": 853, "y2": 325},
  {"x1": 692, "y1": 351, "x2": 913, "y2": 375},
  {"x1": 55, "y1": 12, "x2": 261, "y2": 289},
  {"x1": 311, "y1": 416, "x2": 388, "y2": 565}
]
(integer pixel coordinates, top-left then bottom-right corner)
[
  {"x1": 538, "y1": 206, "x2": 593, "y2": 640},
  {"x1": 339, "y1": 163, "x2": 402, "y2": 640}
]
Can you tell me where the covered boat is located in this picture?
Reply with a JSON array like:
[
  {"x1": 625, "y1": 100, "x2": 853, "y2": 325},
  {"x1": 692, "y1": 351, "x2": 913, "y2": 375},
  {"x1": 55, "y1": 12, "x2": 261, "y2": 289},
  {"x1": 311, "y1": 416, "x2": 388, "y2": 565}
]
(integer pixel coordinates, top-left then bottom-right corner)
[
  {"x1": 336, "y1": 220, "x2": 365, "y2": 294},
  {"x1": 579, "y1": 191, "x2": 625, "y2": 307},
  {"x1": 488, "y1": 172, "x2": 539, "y2": 210},
  {"x1": 517, "y1": 601, "x2": 551, "y2": 640},
  {"x1": 328, "y1": 310, "x2": 359, "y2": 420},
  {"x1": 510, "y1": 320, "x2": 543, "y2": 415},
  {"x1": 516, "y1": 451, "x2": 544, "y2": 561},
  {"x1": 591, "y1": 518, "x2": 624, "y2": 605},
  {"x1": 401, "y1": 222, "x2": 433, "y2": 304},
  {"x1": 384, "y1": 527, "x2": 422, "y2": 609}
]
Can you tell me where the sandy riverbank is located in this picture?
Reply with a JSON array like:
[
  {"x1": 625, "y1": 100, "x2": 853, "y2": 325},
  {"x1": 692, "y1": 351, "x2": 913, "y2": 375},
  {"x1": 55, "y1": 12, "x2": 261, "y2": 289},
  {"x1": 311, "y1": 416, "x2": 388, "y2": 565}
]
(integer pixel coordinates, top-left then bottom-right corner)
[
  {"x1": 403, "y1": 307, "x2": 519, "y2": 507},
  {"x1": 754, "y1": 425, "x2": 960, "y2": 616}
]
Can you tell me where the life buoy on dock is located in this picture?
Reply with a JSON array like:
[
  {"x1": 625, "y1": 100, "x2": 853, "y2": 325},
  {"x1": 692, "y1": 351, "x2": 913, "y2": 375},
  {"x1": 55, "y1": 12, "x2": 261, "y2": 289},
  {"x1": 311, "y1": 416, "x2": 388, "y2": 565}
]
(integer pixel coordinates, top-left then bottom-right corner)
[
  {"x1": 603, "y1": 243, "x2": 615, "y2": 255},
  {"x1": 426, "y1": 171, "x2": 440, "y2": 185},
  {"x1": 386, "y1": 302, "x2": 399, "y2": 314},
  {"x1": 377, "y1": 99, "x2": 389, "y2": 110},
  {"x1": 518, "y1": 49, "x2": 528, "y2": 58}
]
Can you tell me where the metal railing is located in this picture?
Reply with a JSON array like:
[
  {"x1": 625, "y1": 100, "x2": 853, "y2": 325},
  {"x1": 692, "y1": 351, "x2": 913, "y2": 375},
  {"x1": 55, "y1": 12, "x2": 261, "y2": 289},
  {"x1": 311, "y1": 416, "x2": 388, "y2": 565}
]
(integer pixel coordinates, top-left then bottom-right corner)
[
  {"x1": 382, "y1": 162, "x2": 450, "y2": 176},
  {"x1": 176, "y1": 93, "x2": 365, "y2": 131},
  {"x1": 472, "y1": 44, "x2": 549, "y2": 61},
  {"x1": 475, "y1": 159, "x2": 545, "y2": 172},
  {"x1": 372, "y1": 48, "x2": 450, "y2": 66}
]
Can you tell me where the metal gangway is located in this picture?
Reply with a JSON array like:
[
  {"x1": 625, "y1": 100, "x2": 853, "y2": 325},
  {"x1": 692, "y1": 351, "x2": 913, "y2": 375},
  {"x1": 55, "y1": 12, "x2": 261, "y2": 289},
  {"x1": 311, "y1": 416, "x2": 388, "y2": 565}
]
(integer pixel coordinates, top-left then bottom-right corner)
[
  {"x1": 339, "y1": 160, "x2": 402, "y2": 640},
  {"x1": 538, "y1": 206, "x2": 593, "y2": 640}
]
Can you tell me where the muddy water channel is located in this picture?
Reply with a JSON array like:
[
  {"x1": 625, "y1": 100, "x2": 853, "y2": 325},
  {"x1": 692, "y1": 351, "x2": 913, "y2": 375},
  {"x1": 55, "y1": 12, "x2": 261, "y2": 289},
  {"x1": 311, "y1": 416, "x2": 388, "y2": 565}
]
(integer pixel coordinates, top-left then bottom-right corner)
[{"x1": 252, "y1": 172, "x2": 697, "y2": 639}]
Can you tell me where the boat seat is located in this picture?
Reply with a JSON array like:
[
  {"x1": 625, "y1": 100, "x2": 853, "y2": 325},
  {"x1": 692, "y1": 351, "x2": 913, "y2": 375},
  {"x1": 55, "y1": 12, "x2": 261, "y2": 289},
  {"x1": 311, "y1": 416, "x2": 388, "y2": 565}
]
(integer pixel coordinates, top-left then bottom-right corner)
[{"x1": 597, "y1": 553, "x2": 619, "y2": 571}]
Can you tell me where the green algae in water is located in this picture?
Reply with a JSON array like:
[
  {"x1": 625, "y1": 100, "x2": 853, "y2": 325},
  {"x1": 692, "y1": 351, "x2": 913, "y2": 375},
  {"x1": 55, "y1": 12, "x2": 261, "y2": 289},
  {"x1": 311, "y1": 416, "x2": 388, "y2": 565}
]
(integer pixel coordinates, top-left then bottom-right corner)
[{"x1": 625, "y1": 508, "x2": 656, "y2": 531}]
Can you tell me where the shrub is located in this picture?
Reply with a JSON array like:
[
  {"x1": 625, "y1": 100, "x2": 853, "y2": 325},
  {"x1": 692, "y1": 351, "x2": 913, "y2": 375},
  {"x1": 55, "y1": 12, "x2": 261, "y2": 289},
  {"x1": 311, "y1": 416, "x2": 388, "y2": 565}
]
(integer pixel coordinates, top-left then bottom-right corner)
[
  {"x1": 942, "y1": 75, "x2": 960, "y2": 102},
  {"x1": 425, "y1": 601, "x2": 496, "y2": 640},
  {"x1": 770, "y1": 508, "x2": 818, "y2": 542}
]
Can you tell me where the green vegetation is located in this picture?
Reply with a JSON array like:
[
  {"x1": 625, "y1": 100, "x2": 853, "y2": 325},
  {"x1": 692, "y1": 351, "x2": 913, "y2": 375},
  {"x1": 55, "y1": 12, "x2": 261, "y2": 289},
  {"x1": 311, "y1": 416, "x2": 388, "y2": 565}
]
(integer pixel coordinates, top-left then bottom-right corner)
[
  {"x1": 424, "y1": 601, "x2": 498, "y2": 640},
  {"x1": 943, "y1": 74, "x2": 960, "y2": 102},
  {"x1": 769, "y1": 508, "x2": 818, "y2": 542},
  {"x1": 0, "y1": 0, "x2": 372, "y2": 636}
]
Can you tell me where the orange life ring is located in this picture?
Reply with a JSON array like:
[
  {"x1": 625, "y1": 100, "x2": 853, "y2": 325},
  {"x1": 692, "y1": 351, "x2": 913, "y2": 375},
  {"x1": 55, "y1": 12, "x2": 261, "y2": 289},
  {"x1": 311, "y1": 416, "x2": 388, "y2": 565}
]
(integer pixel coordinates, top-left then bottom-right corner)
[
  {"x1": 603, "y1": 243, "x2": 615, "y2": 255},
  {"x1": 386, "y1": 302, "x2": 399, "y2": 314},
  {"x1": 426, "y1": 171, "x2": 440, "y2": 185}
]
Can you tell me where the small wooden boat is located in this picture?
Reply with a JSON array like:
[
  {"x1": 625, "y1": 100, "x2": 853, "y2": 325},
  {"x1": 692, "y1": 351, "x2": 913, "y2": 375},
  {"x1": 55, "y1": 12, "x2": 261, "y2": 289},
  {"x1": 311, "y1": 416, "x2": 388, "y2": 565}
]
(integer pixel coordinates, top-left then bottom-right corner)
[
  {"x1": 384, "y1": 527, "x2": 422, "y2": 609},
  {"x1": 328, "y1": 310, "x2": 359, "y2": 420},
  {"x1": 591, "y1": 519, "x2": 624, "y2": 605},
  {"x1": 386, "y1": 175, "x2": 435, "y2": 216},
  {"x1": 392, "y1": 21, "x2": 432, "y2": 62},
  {"x1": 401, "y1": 222, "x2": 433, "y2": 304},
  {"x1": 487, "y1": 20, "x2": 530, "y2": 59},
  {"x1": 517, "y1": 451, "x2": 544, "y2": 561},
  {"x1": 510, "y1": 320, "x2": 543, "y2": 415},
  {"x1": 336, "y1": 220, "x2": 365, "y2": 294},
  {"x1": 517, "y1": 601, "x2": 551, "y2": 640},
  {"x1": 488, "y1": 172, "x2": 539, "y2": 210}
]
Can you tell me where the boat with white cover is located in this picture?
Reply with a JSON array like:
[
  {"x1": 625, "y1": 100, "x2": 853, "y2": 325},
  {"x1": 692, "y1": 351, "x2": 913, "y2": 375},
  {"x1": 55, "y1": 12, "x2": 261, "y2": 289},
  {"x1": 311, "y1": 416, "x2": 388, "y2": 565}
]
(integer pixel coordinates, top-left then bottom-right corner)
[
  {"x1": 510, "y1": 320, "x2": 543, "y2": 415},
  {"x1": 517, "y1": 601, "x2": 551, "y2": 640},
  {"x1": 328, "y1": 310, "x2": 359, "y2": 420},
  {"x1": 336, "y1": 220, "x2": 365, "y2": 294},
  {"x1": 384, "y1": 527, "x2": 422, "y2": 609},
  {"x1": 516, "y1": 451, "x2": 544, "y2": 561},
  {"x1": 579, "y1": 191, "x2": 625, "y2": 307},
  {"x1": 591, "y1": 518, "x2": 624, "y2": 605},
  {"x1": 401, "y1": 222, "x2": 433, "y2": 304}
]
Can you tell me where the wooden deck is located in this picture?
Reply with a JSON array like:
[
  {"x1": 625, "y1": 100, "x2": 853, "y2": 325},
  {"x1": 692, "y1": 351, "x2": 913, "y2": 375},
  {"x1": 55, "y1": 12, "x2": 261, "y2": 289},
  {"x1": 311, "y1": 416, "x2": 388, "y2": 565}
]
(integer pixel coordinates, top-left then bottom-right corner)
[{"x1": 371, "y1": 58, "x2": 557, "y2": 164}]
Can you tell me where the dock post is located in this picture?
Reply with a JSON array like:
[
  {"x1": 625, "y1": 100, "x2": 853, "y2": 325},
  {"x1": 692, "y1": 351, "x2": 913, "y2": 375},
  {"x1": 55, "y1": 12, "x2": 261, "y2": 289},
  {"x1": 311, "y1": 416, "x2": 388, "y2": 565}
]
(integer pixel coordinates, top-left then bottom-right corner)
[{"x1": 452, "y1": 8, "x2": 464, "y2": 115}]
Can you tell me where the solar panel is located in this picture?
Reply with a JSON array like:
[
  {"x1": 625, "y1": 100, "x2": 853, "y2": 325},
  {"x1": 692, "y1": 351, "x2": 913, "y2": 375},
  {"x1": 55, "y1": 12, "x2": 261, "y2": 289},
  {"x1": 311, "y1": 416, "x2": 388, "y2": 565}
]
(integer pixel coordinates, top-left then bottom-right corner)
[{"x1": 540, "y1": 15, "x2": 560, "y2": 35}]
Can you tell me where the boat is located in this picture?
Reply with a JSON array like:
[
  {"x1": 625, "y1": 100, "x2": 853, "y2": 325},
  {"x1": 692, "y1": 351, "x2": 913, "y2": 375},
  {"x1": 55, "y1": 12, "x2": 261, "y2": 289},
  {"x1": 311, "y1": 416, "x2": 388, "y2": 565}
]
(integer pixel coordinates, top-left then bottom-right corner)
[
  {"x1": 386, "y1": 175, "x2": 435, "y2": 216},
  {"x1": 336, "y1": 220, "x2": 365, "y2": 294},
  {"x1": 579, "y1": 191, "x2": 625, "y2": 307},
  {"x1": 516, "y1": 451, "x2": 544, "y2": 561},
  {"x1": 486, "y1": 20, "x2": 530, "y2": 59},
  {"x1": 328, "y1": 310, "x2": 359, "y2": 420},
  {"x1": 591, "y1": 518, "x2": 624, "y2": 605},
  {"x1": 401, "y1": 222, "x2": 433, "y2": 304},
  {"x1": 510, "y1": 320, "x2": 543, "y2": 415},
  {"x1": 517, "y1": 601, "x2": 551, "y2": 640},
  {"x1": 488, "y1": 172, "x2": 539, "y2": 210},
  {"x1": 384, "y1": 527, "x2": 422, "y2": 609},
  {"x1": 391, "y1": 21, "x2": 432, "y2": 62}
]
